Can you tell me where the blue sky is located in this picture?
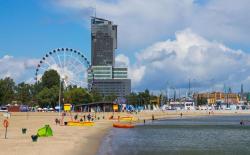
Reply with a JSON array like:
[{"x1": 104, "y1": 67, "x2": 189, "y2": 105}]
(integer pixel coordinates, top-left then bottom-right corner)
[
  {"x1": 1, "y1": 0, "x2": 250, "y2": 93},
  {"x1": 0, "y1": 0, "x2": 91, "y2": 59}
]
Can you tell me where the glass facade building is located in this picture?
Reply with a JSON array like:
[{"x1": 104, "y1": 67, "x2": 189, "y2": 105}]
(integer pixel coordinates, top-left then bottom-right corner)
[
  {"x1": 113, "y1": 67, "x2": 128, "y2": 79},
  {"x1": 88, "y1": 66, "x2": 128, "y2": 80},
  {"x1": 91, "y1": 79, "x2": 131, "y2": 97},
  {"x1": 88, "y1": 66, "x2": 112, "y2": 80},
  {"x1": 89, "y1": 17, "x2": 131, "y2": 97},
  {"x1": 91, "y1": 17, "x2": 117, "y2": 66}
]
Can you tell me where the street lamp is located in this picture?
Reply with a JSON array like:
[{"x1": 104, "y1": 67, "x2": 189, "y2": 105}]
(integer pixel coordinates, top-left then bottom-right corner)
[
  {"x1": 58, "y1": 78, "x2": 62, "y2": 116},
  {"x1": 58, "y1": 76, "x2": 67, "y2": 116}
]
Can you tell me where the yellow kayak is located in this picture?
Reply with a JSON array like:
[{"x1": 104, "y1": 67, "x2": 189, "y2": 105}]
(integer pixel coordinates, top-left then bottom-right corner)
[
  {"x1": 67, "y1": 121, "x2": 95, "y2": 126},
  {"x1": 119, "y1": 116, "x2": 136, "y2": 122}
]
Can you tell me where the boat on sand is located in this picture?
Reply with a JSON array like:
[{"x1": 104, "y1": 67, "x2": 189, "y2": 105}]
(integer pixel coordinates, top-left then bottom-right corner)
[{"x1": 113, "y1": 123, "x2": 134, "y2": 128}]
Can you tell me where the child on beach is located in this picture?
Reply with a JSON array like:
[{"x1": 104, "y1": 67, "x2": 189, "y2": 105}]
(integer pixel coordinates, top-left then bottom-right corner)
[{"x1": 55, "y1": 118, "x2": 60, "y2": 125}]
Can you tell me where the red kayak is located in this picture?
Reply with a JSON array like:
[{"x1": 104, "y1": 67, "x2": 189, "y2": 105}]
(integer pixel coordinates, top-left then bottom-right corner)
[{"x1": 113, "y1": 123, "x2": 135, "y2": 128}]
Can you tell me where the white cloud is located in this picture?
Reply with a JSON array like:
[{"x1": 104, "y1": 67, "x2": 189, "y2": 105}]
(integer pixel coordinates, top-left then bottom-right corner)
[
  {"x1": 48, "y1": 0, "x2": 250, "y2": 91},
  {"x1": 115, "y1": 54, "x2": 129, "y2": 67},
  {"x1": 116, "y1": 54, "x2": 145, "y2": 87},
  {"x1": 0, "y1": 55, "x2": 38, "y2": 83},
  {"x1": 53, "y1": 0, "x2": 250, "y2": 51},
  {"x1": 117, "y1": 29, "x2": 250, "y2": 91}
]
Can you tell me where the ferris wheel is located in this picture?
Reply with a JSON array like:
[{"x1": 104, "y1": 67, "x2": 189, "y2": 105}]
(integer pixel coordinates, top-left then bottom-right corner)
[{"x1": 35, "y1": 48, "x2": 93, "y2": 89}]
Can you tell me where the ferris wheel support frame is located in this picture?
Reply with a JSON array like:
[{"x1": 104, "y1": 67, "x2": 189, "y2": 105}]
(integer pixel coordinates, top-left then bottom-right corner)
[{"x1": 34, "y1": 48, "x2": 94, "y2": 110}]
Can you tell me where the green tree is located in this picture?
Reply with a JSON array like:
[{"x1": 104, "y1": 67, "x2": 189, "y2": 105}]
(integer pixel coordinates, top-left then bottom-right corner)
[
  {"x1": 36, "y1": 85, "x2": 59, "y2": 108},
  {"x1": 15, "y1": 82, "x2": 32, "y2": 104},
  {"x1": 91, "y1": 90, "x2": 102, "y2": 102},
  {"x1": 247, "y1": 93, "x2": 250, "y2": 102},
  {"x1": 41, "y1": 70, "x2": 60, "y2": 89},
  {"x1": 29, "y1": 82, "x2": 42, "y2": 104},
  {"x1": 35, "y1": 69, "x2": 60, "y2": 108},
  {"x1": 0, "y1": 77, "x2": 15, "y2": 105},
  {"x1": 197, "y1": 97, "x2": 207, "y2": 106},
  {"x1": 138, "y1": 89, "x2": 151, "y2": 105},
  {"x1": 126, "y1": 92, "x2": 138, "y2": 105},
  {"x1": 64, "y1": 88, "x2": 92, "y2": 105},
  {"x1": 105, "y1": 93, "x2": 117, "y2": 102}
]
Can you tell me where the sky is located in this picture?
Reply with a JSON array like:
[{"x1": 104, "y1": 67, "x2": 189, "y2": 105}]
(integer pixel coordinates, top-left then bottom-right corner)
[{"x1": 1, "y1": 0, "x2": 250, "y2": 93}]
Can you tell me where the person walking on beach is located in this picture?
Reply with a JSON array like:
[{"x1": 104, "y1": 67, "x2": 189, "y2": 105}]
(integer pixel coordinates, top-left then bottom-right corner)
[
  {"x1": 83, "y1": 115, "x2": 86, "y2": 121},
  {"x1": 55, "y1": 118, "x2": 60, "y2": 125},
  {"x1": 240, "y1": 120, "x2": 244, "y2": 126},
  {"x1": 180, "y1": 113, "x2": 183, "y2": 118},
  {"x1": 87, "y1": 114, "x2": 91, "y2": 121},
  {"x1": 74, "y1": 114, "x2": 78, "y2": 121}
]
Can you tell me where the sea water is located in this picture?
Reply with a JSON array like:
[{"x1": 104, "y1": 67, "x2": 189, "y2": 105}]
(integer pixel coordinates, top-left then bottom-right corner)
[{"x1": 98, "y1": 115, "x2": 250, "y2": 155}]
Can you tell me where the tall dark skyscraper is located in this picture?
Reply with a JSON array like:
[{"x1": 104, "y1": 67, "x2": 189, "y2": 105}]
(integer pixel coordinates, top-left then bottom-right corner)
[
  {"x1": 89, "y1": 17, "x2": 131, "y2": 98},
  {"x1": 91, "y1": 17, "x2": 117, "y2": 66}
]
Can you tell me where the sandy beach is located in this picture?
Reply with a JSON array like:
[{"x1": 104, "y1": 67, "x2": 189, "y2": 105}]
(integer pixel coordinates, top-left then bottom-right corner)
[
  {"x1": 0, "y1": 112, "x2": 112, "y2": 155},
  {"x1": 0, "y1": 110, "x2": 250, "y2": 155}
]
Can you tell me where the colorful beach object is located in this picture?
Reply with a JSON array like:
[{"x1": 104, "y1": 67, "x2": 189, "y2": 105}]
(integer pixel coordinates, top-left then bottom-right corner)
[
  {"x1": 119, "y1": 116, "x2": 136, "y2": 122},
  {"x1": 67, "y1": 121, "x2": 95, "y2": 126},
  {"x1": 109, "y1": 116, "x2": 136, "y2": 121},
  {"x1": 37, "y1": 125, "x2": 53, "y2": 137},
  {"x1": 113, "y1": 123, "x2": 135, "y2": 128}
]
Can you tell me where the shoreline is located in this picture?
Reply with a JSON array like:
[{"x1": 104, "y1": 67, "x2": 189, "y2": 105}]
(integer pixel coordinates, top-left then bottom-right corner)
[{"x1": 1, "y1": 110, "x2": 250, "y2": 155}]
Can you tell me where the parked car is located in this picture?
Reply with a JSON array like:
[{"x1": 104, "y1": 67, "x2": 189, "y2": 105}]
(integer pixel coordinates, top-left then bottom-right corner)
[{"x1": 0, "y1": 106, "x2": 8, "y2": 112}]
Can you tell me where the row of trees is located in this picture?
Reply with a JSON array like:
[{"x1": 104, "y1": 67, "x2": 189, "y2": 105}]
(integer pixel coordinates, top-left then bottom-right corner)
[
  {"x1": 126, "y1": 89, "x2": 160, "y2": 106},
  {"x1": 0, "y1": 69, "x2": 159, "y2": 108},
  {"x1": 0, "y1": 70, "x2": 97, "y2": 107}
]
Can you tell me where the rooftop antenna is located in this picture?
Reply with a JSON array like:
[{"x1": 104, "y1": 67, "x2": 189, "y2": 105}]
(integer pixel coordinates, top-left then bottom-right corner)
[
  {"x1": 94, "y1": 5, "x2": 96, "y2": 18},
  {"x1": 92, "y1": 5, "x2": 97, "y2": 18}
]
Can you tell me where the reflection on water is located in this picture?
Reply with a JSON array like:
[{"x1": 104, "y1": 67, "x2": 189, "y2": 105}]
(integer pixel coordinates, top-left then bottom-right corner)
[{"x1": 98, "y1": 115, "x2": 250, "y2": 155}]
